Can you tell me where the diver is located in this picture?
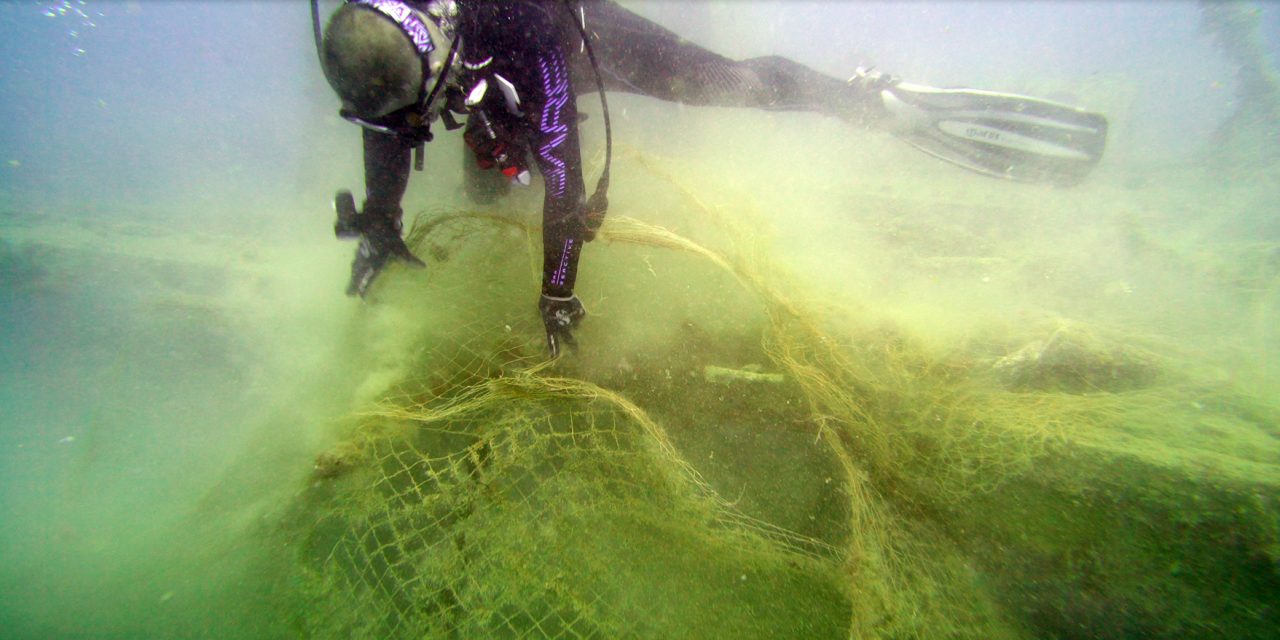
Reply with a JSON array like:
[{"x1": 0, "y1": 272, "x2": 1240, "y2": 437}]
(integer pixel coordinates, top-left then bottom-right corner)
[{"x1": 315, "y1": 0, "x2": 1108, "y2": 357}]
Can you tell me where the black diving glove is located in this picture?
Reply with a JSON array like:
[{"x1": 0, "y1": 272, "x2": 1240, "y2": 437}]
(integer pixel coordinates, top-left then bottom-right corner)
[
  {"x1": 539, "y1": 294, "x2": 586, "y2": 358},
  {"x1": 335, "y1": 196, "x2": 425, "y2": 297}
]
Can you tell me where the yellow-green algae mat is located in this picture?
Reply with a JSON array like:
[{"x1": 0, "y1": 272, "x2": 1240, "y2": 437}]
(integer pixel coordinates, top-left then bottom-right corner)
[{"x1": 263, "y1": 161, "x2": 1279, "y2": 639}]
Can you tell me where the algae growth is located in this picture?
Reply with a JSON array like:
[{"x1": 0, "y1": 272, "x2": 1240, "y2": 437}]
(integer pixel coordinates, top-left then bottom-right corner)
[
  {"x1": 195, "y1": 142, "x2": 1280, "y2": 640},
  {"x1": 7, "y1": 1, "x2": 1277, "y2": 637}
]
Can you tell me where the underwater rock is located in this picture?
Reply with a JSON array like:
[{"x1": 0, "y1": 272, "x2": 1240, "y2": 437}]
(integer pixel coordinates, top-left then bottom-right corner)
[
  {"x1": 312, "y1": 440, "x2": 365, "y2": 479},
  {"x1": 993, "y1": 323, "x2": 1159, "y2": 393},
  {"x1": 0, "y1": 238, "x2": 50, "y2": 289}
]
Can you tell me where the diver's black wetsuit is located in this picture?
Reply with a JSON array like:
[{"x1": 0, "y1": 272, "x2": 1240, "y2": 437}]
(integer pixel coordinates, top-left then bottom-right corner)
[{"x1": 361, "y1": 0, "x2": 864, "y2": 299}]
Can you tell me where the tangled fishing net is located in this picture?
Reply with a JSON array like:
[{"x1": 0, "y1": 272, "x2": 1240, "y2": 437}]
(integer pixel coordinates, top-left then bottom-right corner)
[{"x1": 260, "y1": 151, "x2": 1279, "y2": 640}]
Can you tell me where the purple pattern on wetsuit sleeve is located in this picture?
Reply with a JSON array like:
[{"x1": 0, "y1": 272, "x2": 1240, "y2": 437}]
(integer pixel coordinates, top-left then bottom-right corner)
[
  {"x1": 536, "y1": 51, "x2": 571, "y2": 198},
  {"x1": 551, "y1": 238, "x2": 575, "y2": 288}
]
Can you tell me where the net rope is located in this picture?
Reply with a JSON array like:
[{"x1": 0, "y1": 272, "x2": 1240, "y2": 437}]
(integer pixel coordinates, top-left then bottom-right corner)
[{"x1": 270, "y1": 150, "x2": 1277, "y2": 639}]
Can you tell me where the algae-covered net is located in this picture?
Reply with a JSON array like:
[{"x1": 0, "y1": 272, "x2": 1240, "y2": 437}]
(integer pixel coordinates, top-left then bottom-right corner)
[{"x1": 263, "y1": 152, "x2": 1280, "y2": 639}]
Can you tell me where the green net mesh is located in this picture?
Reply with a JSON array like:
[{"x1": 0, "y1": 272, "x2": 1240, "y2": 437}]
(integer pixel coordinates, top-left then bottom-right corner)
[{"x1": 261, "y1": 151, "x2": 1279, "y2": 639}]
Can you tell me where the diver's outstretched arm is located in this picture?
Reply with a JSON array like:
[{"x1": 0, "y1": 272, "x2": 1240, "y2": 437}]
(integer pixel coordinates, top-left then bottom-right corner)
[
  {"x1": 362, "y1": 128, "x2": 412, "y2": 212},
  {"x1": 336, "y1": 129, "x2": 424, "y2": 298}
]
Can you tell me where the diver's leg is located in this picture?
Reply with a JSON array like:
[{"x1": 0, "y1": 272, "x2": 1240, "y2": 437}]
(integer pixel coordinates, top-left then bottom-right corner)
[{"x1": 577, "y1": 1, "x2": 873, "y2": 120}]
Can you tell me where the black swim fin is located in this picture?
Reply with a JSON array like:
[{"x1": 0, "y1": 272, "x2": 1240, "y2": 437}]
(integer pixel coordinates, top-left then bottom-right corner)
[{"x1": 866, "y1": 74, "x2": 1108, "y2": 186}]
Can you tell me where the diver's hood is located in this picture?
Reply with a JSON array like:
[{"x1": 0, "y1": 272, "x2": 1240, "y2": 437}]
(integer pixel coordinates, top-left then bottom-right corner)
[
  {"x1": 317, "y1": 0, "x2": 461, "y2": 118},
  {"x1": 356, "y1": 0, "x2": 459, "y2": 111}
]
